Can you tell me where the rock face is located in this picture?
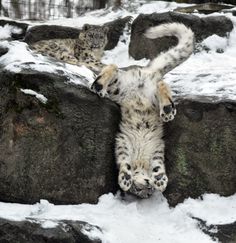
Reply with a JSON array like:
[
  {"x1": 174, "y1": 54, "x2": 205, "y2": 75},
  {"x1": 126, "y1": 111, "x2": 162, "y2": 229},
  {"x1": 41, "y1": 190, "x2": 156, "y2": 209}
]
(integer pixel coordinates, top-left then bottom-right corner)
[
  {"x1": 0, "y1": 67, "x2": 120, "y2": 204},
  {"x1": 24, "y1": 25, "x2": 81, "y2": 44},
  {"x1": 0, "y1": 218, "x2": 102, "y2": 243},
  {"x1": 164, "y1": 97, "x2": 236, "y2": 206},
  {"x1": 129, "y1": 12, "x2": 233, "y2": 60}
]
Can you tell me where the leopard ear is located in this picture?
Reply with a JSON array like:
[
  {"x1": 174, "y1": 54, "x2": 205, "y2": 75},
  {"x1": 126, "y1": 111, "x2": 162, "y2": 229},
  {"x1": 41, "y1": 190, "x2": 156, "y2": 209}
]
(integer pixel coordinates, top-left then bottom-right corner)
[{"x1": 83, "y1": 24, "x2": 91, "y2": 31}]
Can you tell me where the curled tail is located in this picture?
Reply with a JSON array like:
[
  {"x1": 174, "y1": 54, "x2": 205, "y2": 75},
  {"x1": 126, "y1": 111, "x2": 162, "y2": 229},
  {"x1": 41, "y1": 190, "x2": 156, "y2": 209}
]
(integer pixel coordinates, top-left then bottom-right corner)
[{"x1": 144, "y1": 23, "x2": 194, "y2": 76}]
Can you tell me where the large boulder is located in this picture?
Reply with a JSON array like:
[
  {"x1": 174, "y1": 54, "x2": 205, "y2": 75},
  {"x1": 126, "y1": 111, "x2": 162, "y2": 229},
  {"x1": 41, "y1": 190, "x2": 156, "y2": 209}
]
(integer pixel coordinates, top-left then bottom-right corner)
[
  {"x1": 129, "y1": 12, "x2": 233, "y2": 60},
  {"x1": 0, "y1": 218, "x2": 102, "y2": 243},
  {"x1": 0, "y1": 66, "x2": 120, "y2": 204},
  {"x1": 164, "y1": 97, "x2": 236, "y2": 206},
  {"x1": 24, "y1": 25, "x2": 81, "y2": 44}
]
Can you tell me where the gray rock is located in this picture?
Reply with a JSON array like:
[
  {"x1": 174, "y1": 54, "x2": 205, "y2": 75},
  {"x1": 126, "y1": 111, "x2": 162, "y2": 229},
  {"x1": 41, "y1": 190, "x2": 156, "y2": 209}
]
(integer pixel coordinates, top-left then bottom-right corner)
[
  {"x1": 104, "y1": 16, "x2": 132, "y2": 50},
  {"x1": 174, "y1": 3, "x2": 234, "y2": 14},
  {"x1": 0, "y1": 218, "x2": 102, "y2": 243},
  {"x1": 129, "y1": 12, "x2": 233, "y2": 60},
  {"x1": 0, "y1": 46, "x2": 8, "y2": 57},
  {"x1": 24, "y1": 25, "x2": 81, "y2": 45},
  {"x1": 0, "y1": 66, "x2": 120, "y2": 204},
  {"x1": 164, "y1": 97, "x2": 236, "y2": 206}
]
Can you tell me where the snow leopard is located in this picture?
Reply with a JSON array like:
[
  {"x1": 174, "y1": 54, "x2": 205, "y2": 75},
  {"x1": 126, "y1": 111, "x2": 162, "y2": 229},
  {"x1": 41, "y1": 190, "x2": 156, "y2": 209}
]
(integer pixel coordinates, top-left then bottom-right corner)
[
  {"x1": 30, "y1": 24, "x2": 109, "y2": 73},
  {"x1": 91, "y1": 23, "x2": 194, "y2": 198}
]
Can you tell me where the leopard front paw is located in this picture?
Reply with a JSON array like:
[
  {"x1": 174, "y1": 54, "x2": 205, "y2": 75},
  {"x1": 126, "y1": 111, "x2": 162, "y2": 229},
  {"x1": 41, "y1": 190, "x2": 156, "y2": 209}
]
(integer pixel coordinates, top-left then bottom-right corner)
[
  {"x1": 91, "y1": 77, "x2": 108, "y2": 98},
  {"x1": 160, "y1": 99, "x2": 176, "y2": 122},
  {"x1": 152, "y1": 172, "x2": 168, "y2": 192},
  {"x1": 118, "y1": 166, "x2": 133, "y2": 192}
]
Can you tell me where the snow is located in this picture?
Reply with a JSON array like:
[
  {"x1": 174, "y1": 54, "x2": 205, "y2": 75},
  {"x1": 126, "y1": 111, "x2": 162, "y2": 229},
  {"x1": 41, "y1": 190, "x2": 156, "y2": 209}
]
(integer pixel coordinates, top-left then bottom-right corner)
[
  {"x1": 201, "y1": 34, "x2": 228, "y2": 52},
  {"x1": 0, "y1": 1, "x2": 236, "y2": 242},
  {"x1": 0, "y1": 193, "x2": 235, "y2": 243},
  {"x1": 20, "y1": 89, "x2": 48, "y2": 104},
  {"x1": 0, "y1": 41, "x2": 94, "y2": 86},
  {"x1": 0, "y1": 24, "x2": 22, "y2": 40}
]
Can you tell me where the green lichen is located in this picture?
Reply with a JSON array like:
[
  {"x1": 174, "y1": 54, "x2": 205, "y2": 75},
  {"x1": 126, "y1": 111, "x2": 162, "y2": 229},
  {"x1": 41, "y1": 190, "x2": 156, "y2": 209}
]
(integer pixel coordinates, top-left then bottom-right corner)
[
  {"x1": 176, "y1": 147, "x2": 188, "y2": 176},
  {"x1": 175, "y1": 147, "x2": 190, "y2": 187}
]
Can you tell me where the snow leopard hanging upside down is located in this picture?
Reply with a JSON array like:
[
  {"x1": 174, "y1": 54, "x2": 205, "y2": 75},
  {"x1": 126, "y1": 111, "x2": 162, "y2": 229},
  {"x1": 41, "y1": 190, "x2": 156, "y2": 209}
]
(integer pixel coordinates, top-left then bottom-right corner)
[{"x1": 91, "y1": 23, "x2": 194, "y2": 198}]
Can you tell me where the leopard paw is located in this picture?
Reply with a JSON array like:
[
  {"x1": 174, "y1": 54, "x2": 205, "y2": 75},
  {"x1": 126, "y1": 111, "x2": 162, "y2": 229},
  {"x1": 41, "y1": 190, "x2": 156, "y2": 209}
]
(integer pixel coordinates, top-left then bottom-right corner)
[
  {"x1": 152, "y1": 172, "x2": 168, "y2": 192},
  {"x1": 91, "y1": 64, "x2": 118, "y2": 98},
  {"x1": 91, "y1": 77, "x2": 108, "y2": 98},
  {"x1": 118, "y1": 166, "x2": 133, "y2": 192},
  {"x1": 160, "y1": 98, "x2": 176, "y2": 122}
]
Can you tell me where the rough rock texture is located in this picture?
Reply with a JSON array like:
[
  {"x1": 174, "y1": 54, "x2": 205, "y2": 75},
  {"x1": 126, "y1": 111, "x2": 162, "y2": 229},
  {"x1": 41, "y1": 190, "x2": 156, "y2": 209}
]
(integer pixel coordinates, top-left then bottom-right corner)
[
  {"x1": 24, "y1": 16, "x2": 131, "y2": 50},
  {"x1": 0, "y1": 19, "x2": 29, "y2": 40},
  {"x1": 129, "y1": 12, "x2": 233, "y2": 60},
  {"x1": 104, "y1": 16, "x2": 132, "y2": 50},
  {"x1": 164, "y1": 97, "x2": 236, "y2": 206},
  {"x1": 174, "y1": 3, "x2": 234, "y2": 14},
  {"x1": 24, "y1": 25, "x2": 81, "y2": 44},
  {"x1": 0, "y1": 66, "x2": 120, "y2": 204},
  {"x1": 0, "y1": 218, "x2": 102, "y2": 243}
]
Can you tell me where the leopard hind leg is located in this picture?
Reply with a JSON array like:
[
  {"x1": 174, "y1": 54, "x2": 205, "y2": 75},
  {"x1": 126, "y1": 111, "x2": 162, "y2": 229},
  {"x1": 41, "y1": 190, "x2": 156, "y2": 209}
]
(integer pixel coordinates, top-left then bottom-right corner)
[
  {"x1": 157, "y1": 80, "x2": 176, "y2": 122},
  {"x1": 116, "y1": 134, "x2": 133, "y2": 192},
  {"x1": 91, "y1": 64, "x2": 118, "y2": 98},
  {"x1": 150, "y1": 148, "x2": 168, "y2": 192}
]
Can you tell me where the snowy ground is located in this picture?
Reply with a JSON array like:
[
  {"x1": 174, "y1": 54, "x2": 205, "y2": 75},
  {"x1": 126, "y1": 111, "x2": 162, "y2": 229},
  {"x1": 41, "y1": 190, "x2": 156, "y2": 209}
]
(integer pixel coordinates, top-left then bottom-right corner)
[
  {"x1": 0, "y1": 193, "x2": 236, "y2": 243},
  {"x1": 0, "y1": 1, "x2": 236, "y2": 243}
]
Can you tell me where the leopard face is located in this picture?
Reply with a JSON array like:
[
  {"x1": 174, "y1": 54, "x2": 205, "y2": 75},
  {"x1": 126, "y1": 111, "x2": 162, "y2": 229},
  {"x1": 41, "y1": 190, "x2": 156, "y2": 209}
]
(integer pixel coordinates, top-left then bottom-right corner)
[{"x1": 79, "y1": 24, "x2": 109, "y2": 49}]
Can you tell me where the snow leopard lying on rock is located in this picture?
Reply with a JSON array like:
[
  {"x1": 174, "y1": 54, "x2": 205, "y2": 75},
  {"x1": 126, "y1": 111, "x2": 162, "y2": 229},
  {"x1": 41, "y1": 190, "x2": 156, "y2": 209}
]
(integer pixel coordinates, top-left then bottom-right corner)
[
  {"x1": 30, "y1": 24, "x2": 109, "y2": 73},
  {"x1": 91, "y1": 23, "x2": 194, "y2": 198}
]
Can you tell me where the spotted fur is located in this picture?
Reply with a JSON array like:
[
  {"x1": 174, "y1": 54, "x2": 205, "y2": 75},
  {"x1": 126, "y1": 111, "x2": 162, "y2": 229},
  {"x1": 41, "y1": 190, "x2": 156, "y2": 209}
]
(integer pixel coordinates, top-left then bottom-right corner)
[{"x1": 91, "y1": 23, "x2": 194, "y2": 198}]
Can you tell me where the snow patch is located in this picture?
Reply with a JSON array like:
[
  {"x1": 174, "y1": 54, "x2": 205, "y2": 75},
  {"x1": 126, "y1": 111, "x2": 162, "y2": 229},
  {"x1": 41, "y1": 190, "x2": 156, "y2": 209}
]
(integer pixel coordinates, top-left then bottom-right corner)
[
  {"x1": 102, "y1": 27, "x2": 148, "y2": 68},
  {"x1": 20, "y1": 89, "x2": 48, "y2": 104},
  {"x1": 41, "y1": 220, "x2": 59, "y2": 229},
  {"x1": 202, "y1": 34, "x2": 228, "y2": 52},
  {"x1": 0, "y1": 24, "x2": 22, "y2": 40},
  {"x1": 0, "y1": 193, "x2": 235, "y2": 243}
]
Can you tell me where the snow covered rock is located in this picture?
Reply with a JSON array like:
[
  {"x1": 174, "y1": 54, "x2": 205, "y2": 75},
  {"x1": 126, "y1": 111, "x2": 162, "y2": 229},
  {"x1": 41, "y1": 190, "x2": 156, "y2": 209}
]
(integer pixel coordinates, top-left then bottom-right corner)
[
  {"x1": 104, "y1": 16, "x2": 132, "y2": 50},
  {"x1": 0, "y1": 66, "x2": 120, "y2": 204},
  {"x1": 195, "y1": 218, "x2": 236, "y2": 243},
  {"x1": 164, "y1": 97, "x2": 236, "y2": 206},
  {"x1": 174, "y1": 3, "x2": 234, "y2": 15},
  {"x1": 0, "y1": 218, "x2": 102, "y2": 243},
  {"x1": 129, "y1": 12, "x2": 233, "y2": 60},
  {"x1": 0, "y1": 19, "x2": 28, "y2": 40}
]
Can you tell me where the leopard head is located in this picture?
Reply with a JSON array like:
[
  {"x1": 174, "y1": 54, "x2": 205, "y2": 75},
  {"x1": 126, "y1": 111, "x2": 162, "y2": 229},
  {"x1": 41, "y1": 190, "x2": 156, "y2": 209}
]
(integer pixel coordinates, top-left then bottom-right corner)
[{"x1": 79, "y1": 24, "x2": 109, "y2": 49}]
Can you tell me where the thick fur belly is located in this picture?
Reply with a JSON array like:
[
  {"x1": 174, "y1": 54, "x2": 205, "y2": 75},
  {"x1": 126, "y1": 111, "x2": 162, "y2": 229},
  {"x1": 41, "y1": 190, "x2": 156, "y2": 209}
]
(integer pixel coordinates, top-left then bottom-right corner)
[{"x1": 117, "y1": 123, "x2": 164, "y2": 162}]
